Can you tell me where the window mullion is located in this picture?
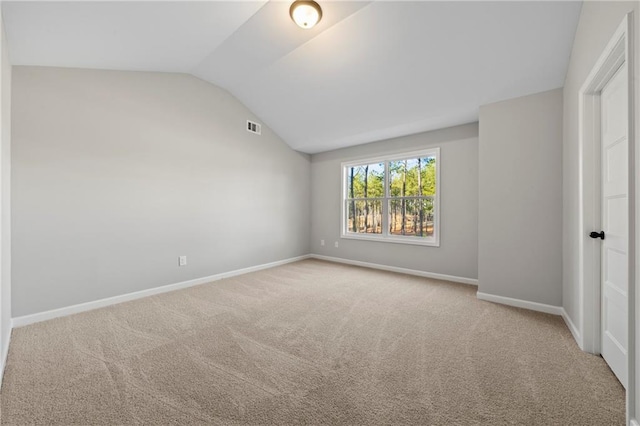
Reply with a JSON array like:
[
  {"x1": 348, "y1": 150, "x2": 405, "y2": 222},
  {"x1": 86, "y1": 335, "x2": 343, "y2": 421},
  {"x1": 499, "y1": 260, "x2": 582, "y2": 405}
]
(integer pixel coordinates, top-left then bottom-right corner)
[{"x1": 382, "y1": 160, "x2": 390, "y2": 237}]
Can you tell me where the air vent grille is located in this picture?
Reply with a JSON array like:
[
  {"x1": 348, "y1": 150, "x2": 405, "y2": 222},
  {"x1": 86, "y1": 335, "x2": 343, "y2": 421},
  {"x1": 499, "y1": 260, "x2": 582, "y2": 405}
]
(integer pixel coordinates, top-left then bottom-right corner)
[{"x1": 246, "y1": 120, "x2": 261, "y2": 135}]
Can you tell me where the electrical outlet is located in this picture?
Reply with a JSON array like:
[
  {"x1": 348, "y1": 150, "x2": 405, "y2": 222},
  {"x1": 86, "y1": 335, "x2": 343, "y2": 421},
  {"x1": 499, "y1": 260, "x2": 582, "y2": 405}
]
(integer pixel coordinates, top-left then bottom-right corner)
[
  {"x1": 178, "y1": 256, "x2": 187, "y2": 266},
  {"x1": 334, "y1": 241, "x2": 339, "y2": 248},
  {"x1": 320, "y1": 239, "x2": 325, "y2": 246}
]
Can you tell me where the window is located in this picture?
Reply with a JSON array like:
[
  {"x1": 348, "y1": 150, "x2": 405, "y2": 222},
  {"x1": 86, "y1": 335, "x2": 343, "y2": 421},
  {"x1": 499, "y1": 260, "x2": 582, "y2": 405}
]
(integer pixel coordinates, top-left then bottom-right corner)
[{"x1": 341, "y1": 148, "x2": 440, "y2": 246}]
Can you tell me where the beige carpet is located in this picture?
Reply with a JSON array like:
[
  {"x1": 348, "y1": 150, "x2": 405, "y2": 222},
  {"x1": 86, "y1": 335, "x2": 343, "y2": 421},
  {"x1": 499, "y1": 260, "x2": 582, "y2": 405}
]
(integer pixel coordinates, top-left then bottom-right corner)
[{"x1": 1, "y1": 259, "x2": 625, "y2": 425}]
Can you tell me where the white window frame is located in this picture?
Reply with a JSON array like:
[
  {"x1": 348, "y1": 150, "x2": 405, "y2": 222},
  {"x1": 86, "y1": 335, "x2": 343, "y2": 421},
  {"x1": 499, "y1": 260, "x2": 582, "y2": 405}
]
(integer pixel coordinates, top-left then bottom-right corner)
[{"x1": 340, "y1": 147, "x2": 440, "y2": 247}]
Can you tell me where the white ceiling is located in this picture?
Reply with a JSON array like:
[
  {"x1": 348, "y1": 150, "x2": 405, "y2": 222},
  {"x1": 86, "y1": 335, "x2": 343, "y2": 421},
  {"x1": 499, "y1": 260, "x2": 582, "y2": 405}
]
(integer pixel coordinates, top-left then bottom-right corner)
[{"x1": 2, "y1": 1, "x2": 582, "y2": 154}]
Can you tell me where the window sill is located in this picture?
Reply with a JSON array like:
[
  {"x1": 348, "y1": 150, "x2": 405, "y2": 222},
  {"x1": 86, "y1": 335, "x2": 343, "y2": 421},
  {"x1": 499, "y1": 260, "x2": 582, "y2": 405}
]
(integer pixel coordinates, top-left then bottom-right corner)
[{"x1": 340, "y1": 233, "x2": 440, "y2": 247}]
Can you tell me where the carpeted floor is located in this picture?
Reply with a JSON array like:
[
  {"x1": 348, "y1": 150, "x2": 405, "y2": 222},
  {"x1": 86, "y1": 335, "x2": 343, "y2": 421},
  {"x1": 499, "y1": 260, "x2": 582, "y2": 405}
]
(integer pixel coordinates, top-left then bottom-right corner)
[{"x1": 0, "y1": 259, "x2": 625, "y2": 425}]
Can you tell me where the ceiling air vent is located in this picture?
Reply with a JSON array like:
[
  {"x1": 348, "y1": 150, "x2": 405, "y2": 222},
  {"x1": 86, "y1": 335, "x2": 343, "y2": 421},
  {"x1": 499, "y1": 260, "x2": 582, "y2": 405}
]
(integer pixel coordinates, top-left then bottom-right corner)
[{"x1": 246, "y1": 120, "x2": 261, "y2": 135}]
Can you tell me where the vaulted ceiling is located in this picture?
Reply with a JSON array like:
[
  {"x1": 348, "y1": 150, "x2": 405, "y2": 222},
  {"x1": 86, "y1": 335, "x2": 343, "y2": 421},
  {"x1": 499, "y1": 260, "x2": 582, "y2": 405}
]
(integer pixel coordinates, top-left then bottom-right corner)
[{"x1": 2, "y1": 1, "x2": 582, "y2": 153}]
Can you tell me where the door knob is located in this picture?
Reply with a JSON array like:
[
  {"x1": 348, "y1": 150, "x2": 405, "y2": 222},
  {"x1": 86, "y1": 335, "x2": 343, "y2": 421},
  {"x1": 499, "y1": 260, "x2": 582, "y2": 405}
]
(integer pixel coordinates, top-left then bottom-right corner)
[{"x1": 589, "y1": 231, "x2": 605, "y2": 240}]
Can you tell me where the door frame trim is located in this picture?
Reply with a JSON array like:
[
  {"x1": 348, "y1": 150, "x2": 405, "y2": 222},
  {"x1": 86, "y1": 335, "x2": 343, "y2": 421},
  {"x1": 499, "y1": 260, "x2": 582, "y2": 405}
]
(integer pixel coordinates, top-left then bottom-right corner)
[{"x1": 578, "y1": 12, "x2": 635, "y2": 422}]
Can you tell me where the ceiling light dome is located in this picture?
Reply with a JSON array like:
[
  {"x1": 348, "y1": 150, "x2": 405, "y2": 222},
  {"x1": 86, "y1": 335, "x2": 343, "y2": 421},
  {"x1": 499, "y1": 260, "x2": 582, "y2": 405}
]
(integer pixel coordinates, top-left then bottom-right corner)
[{"x1": 290, "y1": 1, "x2": 322, "y2": 29}]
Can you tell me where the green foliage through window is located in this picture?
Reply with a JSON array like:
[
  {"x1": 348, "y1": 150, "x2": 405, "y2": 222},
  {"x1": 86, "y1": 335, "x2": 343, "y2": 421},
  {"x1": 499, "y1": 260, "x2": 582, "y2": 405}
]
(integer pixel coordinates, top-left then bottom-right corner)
[{"x1": 343, "y1": 150, "x2": 438, "y2": 242}]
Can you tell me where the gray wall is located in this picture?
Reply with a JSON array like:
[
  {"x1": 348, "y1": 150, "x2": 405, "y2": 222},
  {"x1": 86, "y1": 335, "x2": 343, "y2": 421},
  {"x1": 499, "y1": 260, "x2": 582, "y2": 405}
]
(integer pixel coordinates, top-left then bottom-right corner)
[
  {"x1": 12, "y1": 66, "x2": 311, "y2": 317},
  {"x1": 478, "y1": 88, "x2": 563, "y2": 306},
  {"x1": 561, "y1": 1, "x2": 639, "y2": 419},
  {"x1": 0, "y1": 12, "x2": 11, "y2": 373},
  {"x1": 310, "y1": 123, "x2": 478, "y2": 280}
]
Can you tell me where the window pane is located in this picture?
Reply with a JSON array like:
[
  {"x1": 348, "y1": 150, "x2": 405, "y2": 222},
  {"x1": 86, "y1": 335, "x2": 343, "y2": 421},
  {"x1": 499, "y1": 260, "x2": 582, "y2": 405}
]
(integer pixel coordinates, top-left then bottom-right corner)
[
  {"x1": 346, "y1": 199, "x2": 383, "y2": 234},
  {"x1": 346, "y1": 163, "x2": 384, "y2": 199},
  {"x1": 389, "y1": 156, "x2": 436, "y2": 197},
  {"x1": 388, "y1": 197, "x2": 434, "y2": 237}
]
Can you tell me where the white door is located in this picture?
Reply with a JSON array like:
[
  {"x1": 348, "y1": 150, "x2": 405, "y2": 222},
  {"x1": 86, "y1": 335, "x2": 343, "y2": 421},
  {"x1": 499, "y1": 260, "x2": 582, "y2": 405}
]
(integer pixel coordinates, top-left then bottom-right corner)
[{"x1": 600, "y1": 64, "x2": 628, "y2": 388}]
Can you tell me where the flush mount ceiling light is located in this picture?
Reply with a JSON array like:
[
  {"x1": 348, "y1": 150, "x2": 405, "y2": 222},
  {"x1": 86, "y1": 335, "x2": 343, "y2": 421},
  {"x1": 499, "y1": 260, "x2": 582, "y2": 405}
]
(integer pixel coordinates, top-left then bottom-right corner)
[{"x1": 290, "y1": 0, "x2": 322, "y2": 29}]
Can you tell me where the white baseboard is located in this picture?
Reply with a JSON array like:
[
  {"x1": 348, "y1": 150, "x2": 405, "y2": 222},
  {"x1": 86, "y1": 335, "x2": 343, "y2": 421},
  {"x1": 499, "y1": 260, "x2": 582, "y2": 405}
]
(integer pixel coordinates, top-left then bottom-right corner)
[
  {"x1": 476, "y1": 292, "x2": 564, "y2": 316},
  {"x1": 0, "y1": 324, "x2": 11, "y2": 384},
  {"x1": 630, "y1": 419, "x2": 639, "y2": 426},
  {"x1": 12, "y1": 254, "x2": 311, "y2": 328},
  {"x1": 561, "y1": 308, "x2": 583, "y2": 349},
  {"x1": 309, "y1": 254, "x2": 478, "y2": 286}
]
